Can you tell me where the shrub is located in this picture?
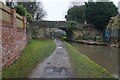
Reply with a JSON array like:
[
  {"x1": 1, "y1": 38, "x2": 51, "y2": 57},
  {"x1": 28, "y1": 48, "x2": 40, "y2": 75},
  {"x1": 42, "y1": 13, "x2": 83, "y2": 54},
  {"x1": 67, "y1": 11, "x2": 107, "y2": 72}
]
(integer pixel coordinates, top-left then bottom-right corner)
[{"x1": 15, "y1": 4, "x2": 32, "y2": 22}]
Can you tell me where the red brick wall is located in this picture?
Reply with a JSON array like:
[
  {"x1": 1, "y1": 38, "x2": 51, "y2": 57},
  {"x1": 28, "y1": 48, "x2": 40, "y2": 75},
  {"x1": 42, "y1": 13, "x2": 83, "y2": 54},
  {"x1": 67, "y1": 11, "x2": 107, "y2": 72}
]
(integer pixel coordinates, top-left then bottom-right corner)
[
  {"x1": 1, "y1": 3, "x2": 26, "y2": 68},
  {"x1": 2, "y1": 26, "x2": 26, "y2": 67}
]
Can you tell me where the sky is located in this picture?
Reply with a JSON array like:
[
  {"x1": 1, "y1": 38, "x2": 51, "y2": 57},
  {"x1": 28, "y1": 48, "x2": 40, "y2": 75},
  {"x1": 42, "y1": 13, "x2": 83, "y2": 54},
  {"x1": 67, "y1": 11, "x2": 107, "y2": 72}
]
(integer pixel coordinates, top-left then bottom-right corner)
[
  {"x1": 1, "y1": 0, "x2": 120, "y2": 21},
  {"x1": 40, "y1": 0, "x2": 120, "y2": 21}
]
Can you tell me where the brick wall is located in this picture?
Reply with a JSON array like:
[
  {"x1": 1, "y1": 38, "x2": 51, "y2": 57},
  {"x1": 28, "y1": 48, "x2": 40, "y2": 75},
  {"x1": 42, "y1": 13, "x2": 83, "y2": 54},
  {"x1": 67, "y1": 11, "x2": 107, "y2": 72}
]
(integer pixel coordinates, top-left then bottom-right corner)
[{"x1": 0, "y1": 2, "x2": 26, "y2": 68}]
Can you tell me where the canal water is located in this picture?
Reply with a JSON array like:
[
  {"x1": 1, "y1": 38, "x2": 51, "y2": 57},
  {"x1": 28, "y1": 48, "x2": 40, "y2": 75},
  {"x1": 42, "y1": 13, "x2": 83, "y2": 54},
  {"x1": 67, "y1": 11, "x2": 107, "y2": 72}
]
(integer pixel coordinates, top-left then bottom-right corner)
[{"x1": 69, "y1": 42, "x2": 118, "y2": 78}]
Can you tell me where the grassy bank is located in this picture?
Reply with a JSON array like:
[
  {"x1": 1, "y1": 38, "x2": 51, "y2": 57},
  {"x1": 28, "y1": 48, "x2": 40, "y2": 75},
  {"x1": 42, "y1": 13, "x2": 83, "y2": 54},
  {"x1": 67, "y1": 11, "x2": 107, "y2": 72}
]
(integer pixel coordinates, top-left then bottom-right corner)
[
  {"x1": 65, "y1": 43, "x2": 115, "y2": 78},
  {"x1": 3, "y1": 39, "x2": 56, "y2": 78}
]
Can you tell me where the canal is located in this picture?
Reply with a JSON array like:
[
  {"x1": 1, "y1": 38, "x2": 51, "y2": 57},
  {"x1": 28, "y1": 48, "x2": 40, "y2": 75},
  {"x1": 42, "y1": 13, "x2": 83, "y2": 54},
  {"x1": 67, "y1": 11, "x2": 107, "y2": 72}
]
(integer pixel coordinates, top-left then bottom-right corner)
[{"x1": 69, "y1": 42, "x2": 118, "y2": 78}]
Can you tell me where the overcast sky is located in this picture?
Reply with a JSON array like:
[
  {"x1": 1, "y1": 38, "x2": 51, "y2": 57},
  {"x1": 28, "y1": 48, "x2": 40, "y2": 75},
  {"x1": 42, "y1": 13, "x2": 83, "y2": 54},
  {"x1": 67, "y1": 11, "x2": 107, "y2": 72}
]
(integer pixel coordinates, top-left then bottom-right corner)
[
  {"x1": 1, "y1": 0, "x2": 120, "y2": 21},
  {"x1": 39, "y1": 0, "x2": 120, "y2": 21}
]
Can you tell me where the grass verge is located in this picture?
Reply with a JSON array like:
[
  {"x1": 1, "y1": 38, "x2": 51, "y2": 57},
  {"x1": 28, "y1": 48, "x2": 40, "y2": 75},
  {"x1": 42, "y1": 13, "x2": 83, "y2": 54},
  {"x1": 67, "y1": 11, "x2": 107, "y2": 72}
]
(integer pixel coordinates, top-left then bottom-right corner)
[
  {"x1": 2, "y1": 39, "x2": 56, "y2": 78},
  {"x1": 65, "y1": 43, "x2": 116, "y2": 79}
]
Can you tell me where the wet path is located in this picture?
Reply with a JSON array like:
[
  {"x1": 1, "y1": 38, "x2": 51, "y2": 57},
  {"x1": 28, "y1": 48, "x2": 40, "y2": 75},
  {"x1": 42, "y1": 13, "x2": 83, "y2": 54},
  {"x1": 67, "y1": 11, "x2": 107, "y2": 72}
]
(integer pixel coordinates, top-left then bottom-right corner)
[{"x1": 29, "y1": 39, "x2": 74, "y2": 78}]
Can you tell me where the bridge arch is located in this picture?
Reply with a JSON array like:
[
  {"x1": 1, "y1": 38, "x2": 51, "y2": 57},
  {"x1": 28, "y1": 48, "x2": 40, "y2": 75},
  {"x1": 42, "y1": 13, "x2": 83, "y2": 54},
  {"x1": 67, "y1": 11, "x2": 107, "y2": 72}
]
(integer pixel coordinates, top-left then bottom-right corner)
[{"x1": 29, "y1": 21, "x2": 78, "y2": 40}]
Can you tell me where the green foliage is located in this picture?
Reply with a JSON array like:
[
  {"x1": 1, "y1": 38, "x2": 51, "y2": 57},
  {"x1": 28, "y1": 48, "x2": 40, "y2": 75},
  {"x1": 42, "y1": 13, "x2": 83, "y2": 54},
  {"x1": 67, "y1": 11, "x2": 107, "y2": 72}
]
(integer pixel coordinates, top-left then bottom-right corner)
[
  {"x1": 65, "y1": 2, "x2": 118, "y2": 31},
  {"x1": 3, "y1": 39, "x2": 56, "y2": 78},
  {"x1": 107, "y1": 16, "x2": 119, "y2": 29},
  {"x1": 66, "y1": 43, "x2": 114, "y2": 78},
  {"x1": 17, "y1": 0, "x2": 46, "y2": 20},
  {"x1": 65, "y1": 5, "x2": 86, "y2": 23},
  {"x1": 26, "y1": 12, "x2": 32, "y2": 22},
  {"x1": 15, "y1": 4, "x2": 27, "y2": 16},
  {"x1": 65, "y1": 21, "x2": 78, "y2": 29},
  {"x1": 15, "y1": 4, "x2": 32, "y2": 22},
  {"x1": 85, "y1": 2, "x2": 118, "y2": 31}
]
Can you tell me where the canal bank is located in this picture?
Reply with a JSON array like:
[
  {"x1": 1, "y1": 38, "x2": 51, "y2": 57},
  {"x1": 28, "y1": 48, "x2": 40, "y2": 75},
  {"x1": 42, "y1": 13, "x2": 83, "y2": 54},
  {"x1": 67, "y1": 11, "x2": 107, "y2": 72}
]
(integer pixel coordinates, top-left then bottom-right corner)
[
  {"x1": 65, "y1": 42, "x2": 115, "y2": 78},
  {"x1": 73, "y1": 40, "x2": 108, "y2": 46},
  {"x1": 68, "y1": 42, "x2": 118, "y2": 78},
  {"x1": 67, "y1": 39, "x2": 120, "y2": 48}
]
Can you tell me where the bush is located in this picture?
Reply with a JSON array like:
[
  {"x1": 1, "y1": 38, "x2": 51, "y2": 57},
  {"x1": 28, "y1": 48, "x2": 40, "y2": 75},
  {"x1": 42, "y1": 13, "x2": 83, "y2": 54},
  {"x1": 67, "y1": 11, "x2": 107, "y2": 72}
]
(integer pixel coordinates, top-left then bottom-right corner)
[
  {"x1": 26, "y1": 12, "x2": 32, "y2": 22},
  {"x1": 15, "y1": 4, "x2": 32, "y2": 22},
  {"x1": 15, "y1": 5, "x2": 27, "y2": 16}
]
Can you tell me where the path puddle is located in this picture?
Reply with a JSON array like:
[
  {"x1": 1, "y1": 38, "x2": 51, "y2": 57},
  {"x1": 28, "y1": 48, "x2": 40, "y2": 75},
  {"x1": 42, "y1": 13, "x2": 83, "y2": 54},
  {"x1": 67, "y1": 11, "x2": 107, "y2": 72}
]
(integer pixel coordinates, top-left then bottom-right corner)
[
  {"x1": 58, "y1": 46, "x2": 62, "y2": 49},
  {"x1": 44, "y1": 66, "x2": 70, "y2": 75}
]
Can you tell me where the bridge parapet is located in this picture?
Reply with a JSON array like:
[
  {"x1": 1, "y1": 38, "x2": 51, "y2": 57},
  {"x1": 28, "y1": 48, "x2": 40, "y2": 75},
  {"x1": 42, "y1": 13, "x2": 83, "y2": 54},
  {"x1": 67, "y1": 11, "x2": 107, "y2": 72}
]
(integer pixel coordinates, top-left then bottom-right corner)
[{"x1": 30, "y1": 20, "x2": 78, "y2": 28}]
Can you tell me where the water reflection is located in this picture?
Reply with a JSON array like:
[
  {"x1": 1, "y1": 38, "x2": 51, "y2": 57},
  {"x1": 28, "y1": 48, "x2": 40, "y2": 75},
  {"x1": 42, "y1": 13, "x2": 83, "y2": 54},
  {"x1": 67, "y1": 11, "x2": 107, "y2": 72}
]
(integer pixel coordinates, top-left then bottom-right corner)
[{"x1": 69, "y1": 42, "x2": 118, "y2": 77}]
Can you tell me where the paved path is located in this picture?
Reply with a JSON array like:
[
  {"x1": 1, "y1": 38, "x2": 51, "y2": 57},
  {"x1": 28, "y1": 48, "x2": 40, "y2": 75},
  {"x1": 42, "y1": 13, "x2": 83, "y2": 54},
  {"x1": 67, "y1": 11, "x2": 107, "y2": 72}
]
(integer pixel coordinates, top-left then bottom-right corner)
[{"x1": 29, "y1": 39, "x2": 74, "y2": 78}]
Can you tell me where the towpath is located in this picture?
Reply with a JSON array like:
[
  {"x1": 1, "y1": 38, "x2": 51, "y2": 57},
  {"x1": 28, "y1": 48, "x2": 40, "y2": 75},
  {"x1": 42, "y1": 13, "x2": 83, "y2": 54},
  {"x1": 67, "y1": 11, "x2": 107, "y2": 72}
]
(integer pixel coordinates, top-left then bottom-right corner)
[{"x1": 29, "y1": 39, "x2": 74, "y2": 78}]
